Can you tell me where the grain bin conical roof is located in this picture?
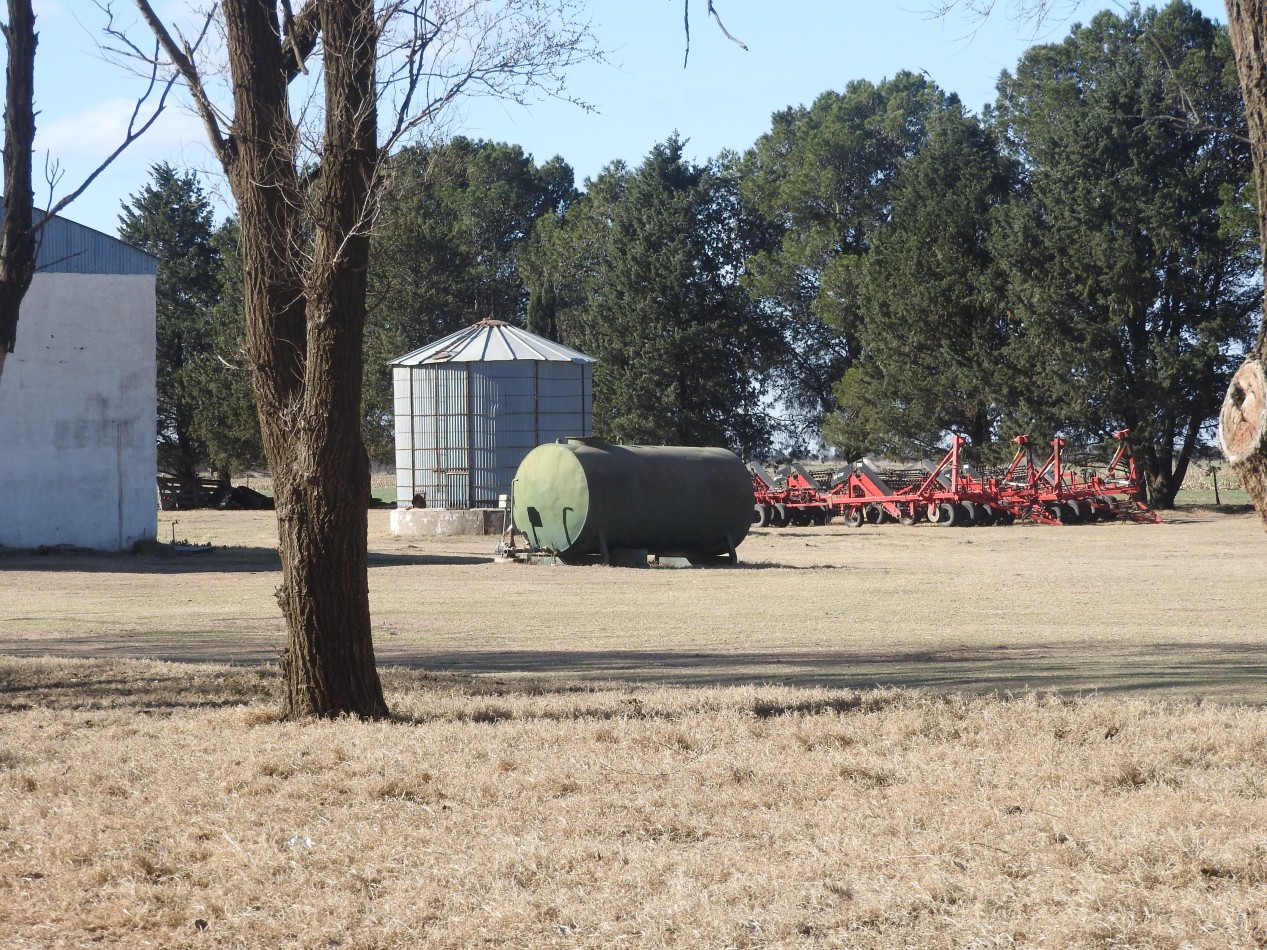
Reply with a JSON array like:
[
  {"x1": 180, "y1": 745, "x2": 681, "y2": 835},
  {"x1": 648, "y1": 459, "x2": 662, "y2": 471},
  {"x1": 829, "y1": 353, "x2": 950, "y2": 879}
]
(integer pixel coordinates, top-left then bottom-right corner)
[{"x1": 389, "y1": 318, "x2": 595, "y2": 366}]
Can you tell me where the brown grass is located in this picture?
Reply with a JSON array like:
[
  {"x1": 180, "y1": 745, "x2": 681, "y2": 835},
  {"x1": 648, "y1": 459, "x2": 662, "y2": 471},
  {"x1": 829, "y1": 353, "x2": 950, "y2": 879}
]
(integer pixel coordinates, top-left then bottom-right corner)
[
  {"x1": 2, "y1": 508, "x2": 1266, "y2": 947},
  {"x1": 2, "y1": 659, "x2": 1266, "y2": 948}
]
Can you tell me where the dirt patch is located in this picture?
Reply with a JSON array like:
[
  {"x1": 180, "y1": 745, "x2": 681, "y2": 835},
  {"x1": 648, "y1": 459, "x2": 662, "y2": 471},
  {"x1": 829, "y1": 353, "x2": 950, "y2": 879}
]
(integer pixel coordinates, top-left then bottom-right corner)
[{"x1": 1, "y1": 505, "x2": 1263, "y2": 702}]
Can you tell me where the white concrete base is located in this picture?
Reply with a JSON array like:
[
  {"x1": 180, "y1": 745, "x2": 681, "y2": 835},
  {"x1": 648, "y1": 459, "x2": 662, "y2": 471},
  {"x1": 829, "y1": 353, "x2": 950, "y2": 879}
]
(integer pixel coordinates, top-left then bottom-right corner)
[{"x1": 390, "y1": 507, "x2": 509, "y2": 537}]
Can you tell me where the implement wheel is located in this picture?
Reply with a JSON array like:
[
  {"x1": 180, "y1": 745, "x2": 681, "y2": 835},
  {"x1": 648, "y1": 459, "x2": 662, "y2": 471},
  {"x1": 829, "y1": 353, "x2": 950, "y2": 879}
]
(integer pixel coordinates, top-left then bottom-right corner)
[
  {"x1": 753, "y1": 503, "x2": 771, "y2": 527},
  {"x1": 771, "y1": 503, "x2": 789, "y2": 528},
  {"x1": 936, "y1": 501, "x2": 960, "y2": 526},
  {"x1": 898, "y1": 506, "x2": 920, "y2": 526},
  {"x1": 1067, "y1": 500, "x2": 1094, "y2": 523},
  {"x1": 845, "y1": 506, "x2": 864, "y2": 528}
]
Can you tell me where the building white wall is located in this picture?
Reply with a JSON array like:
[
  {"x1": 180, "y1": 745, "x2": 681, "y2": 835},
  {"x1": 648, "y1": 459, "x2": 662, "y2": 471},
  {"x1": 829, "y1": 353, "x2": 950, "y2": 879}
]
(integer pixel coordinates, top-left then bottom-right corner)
[{"x1": 0, "y1": 272, "x2": 157, "y2": 551}]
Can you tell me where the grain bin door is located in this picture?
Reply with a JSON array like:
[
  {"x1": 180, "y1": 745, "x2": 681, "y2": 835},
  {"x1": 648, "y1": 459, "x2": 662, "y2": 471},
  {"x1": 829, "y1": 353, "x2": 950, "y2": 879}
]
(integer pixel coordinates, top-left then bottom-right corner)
[{"x1": 445, "y1": 472, "x2": 470, "y2": 509}]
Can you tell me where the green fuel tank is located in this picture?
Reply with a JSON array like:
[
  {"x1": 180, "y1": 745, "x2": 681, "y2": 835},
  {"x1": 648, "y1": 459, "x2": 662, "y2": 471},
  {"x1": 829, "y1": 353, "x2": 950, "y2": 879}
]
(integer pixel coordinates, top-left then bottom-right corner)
[{"x1": 512, "y1": 438, "x2": 752, "y2": 563}]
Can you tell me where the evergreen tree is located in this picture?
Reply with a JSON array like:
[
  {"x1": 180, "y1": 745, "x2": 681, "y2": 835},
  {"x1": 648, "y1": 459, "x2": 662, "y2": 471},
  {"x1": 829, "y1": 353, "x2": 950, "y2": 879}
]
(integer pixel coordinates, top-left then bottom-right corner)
[
  {"x1": 554, "y1": 137, "x2": 771, "y2": 455},
  {"x1": 187, "y1": 219, "x2": 265, "y2": 477},
  {"x1": 827, "y1": 107, "x2": 1016, "y2": 460},
  {"x1": 526, "y1": 278, "x2": 559, "y2": 340},
  {"x1": 118, "y1": 164, "x2": 223, "y2": 480},
  {"x1": 364, "y1": 138, "x2": 576, "y2": 459},
  {"x1": 995, "y1": 2, "x2": 1259, "y2": 506},
  {"x1": 369, "y1": 138, "x2": 575, "y2": 337},
  {"x1": 739, "y1": 73, "x2": 957, "y2": 447}
]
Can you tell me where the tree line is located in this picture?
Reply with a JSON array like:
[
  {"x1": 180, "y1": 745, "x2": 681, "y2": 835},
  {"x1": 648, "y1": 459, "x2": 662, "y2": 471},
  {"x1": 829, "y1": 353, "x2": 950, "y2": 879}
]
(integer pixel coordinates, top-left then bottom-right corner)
[{"x1": 128, "y1": 2, "x2": 1258, "y2": 509}]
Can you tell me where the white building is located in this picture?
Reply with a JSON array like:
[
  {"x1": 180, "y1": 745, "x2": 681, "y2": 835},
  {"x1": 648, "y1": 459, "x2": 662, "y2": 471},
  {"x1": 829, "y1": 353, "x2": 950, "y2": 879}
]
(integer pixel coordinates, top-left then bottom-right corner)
[
  {"x1": 390, "y1": 319, "x2": 595, "y2": 509},
  {"x1": 0, "y1": 215, "x2": 157, "y2": 551}
]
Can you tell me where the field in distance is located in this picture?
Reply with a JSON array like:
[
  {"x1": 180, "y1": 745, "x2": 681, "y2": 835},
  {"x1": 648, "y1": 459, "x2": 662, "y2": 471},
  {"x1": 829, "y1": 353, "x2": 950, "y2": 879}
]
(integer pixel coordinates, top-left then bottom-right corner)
[{"x1": 1, "y1": 505, "x2": 1263, "y2": 701}]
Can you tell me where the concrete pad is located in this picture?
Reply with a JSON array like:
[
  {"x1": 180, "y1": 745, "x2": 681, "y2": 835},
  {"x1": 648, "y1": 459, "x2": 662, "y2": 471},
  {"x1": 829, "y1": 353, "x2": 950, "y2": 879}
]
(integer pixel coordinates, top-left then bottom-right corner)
[{"x1": 390, "y1": 507, "x2": 509, "y2": 537}]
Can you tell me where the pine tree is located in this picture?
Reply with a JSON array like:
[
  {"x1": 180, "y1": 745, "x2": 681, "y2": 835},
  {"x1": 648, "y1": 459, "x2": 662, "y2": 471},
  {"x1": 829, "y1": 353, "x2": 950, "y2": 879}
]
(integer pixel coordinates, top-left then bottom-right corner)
[
  {"x1": 557, "y1": 137, "x2": 771, "y2": 456},
  {"x1": 828, "y1": 108, "x2": 1015, "y2": 460},
  {"x1": 995, "y1": 2, "x2": 1259, "y2": 506},
  {"x1": 118, "y1": 164, "x2": 223, "y2": 480},
  {"x1": 739, "y1": 73, "x2": 956, "y2": 443}
]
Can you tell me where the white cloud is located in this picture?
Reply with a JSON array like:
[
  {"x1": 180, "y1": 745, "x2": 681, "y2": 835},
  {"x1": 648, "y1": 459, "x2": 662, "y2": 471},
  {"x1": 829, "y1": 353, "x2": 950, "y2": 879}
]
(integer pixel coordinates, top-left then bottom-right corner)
[{"x1": 36, "y1": 97, "x2": 207, "y2": 163}]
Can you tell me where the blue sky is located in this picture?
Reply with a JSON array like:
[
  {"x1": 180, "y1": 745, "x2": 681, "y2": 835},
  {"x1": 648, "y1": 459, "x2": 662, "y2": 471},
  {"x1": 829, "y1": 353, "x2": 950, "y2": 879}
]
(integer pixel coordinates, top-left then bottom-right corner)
[{"x1": 27, "y1": 0, "x2": 1229, "y2": 236}]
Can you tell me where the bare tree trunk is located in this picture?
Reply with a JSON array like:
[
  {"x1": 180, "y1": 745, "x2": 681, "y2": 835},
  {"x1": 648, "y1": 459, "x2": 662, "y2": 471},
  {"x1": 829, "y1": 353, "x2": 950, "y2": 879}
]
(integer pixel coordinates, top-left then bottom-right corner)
[
  {"x1": 1219, "y1": 2, "x2": 1267, "y2": 524},
  {"x1": 0, "y1": 0, "x2": 37, "y2": 387},
  {"x1": 220, "y1": 0, "x2": 386, "y2": 719},
  {"x1": 134, "y1": 0, "x2": 598, "y2": 718}
]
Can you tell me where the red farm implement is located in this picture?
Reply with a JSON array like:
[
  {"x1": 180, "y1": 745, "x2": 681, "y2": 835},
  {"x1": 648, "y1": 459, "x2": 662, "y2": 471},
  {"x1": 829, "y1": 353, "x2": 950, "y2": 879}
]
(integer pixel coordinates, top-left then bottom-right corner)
[
  {"x1": 989, "y1": 430, "x2": 1160, "y2": 525},
  {"x1": 750, "y1": 462, "x2": 832, "y2": 527},
  {"x1": 750, "y1": 430, "x2": 1158, "y2": 529}
]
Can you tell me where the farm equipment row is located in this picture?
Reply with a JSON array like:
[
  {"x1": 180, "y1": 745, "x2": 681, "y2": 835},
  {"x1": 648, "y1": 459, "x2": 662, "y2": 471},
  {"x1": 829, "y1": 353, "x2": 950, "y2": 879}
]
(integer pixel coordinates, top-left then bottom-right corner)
[{"x1": 751, "y1": 430, "x2": 1160, "y2": 528}]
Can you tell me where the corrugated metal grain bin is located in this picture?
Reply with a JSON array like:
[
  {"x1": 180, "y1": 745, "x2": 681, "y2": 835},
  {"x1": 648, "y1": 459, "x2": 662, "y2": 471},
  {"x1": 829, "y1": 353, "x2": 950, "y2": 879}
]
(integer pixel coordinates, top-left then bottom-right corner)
[
  {"x1": 390, "y1": 319, "x2": 595, "y2": 509},
  {"x1": 512, "y1": 438, "x2": 752, "y2": 563}
]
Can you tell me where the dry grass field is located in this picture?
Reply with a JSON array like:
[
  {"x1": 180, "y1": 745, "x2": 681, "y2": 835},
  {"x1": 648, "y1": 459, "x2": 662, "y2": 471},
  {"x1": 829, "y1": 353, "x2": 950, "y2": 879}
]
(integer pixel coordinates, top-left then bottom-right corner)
[{"x1": 2, "y1": 506, "x2": 1266, "y2": 947}]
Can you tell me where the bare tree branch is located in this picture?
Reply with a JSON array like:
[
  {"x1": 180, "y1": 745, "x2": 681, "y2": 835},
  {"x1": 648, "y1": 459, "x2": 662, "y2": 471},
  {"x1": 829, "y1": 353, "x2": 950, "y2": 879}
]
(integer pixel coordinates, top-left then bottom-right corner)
[
  {"x1": 132, "y1": 0, "x2": 227, "y2": 164},
  {"x1": 683, "y1": 0, "x2": 690, "y2": 68},
  {"x1": 40, "y1": 25, "x2": 187, "y2": 223},
  {"x1": 684, "y1": 0, "x2": 749, "y2": 67},
  {"x1": 282, "y1": 0, "x2": 321, "y2": 82},
  {"x1": 279, "y1": 0, "x2": 307, "y2": 74},
  {"x1": 928, "y1": 0, "x2": 1085, "y2": 35},
  {"x1": 374, "y1": 0, "x2": 602, "y2": 156},
  {"x1": 708, "y1": 0, "x2": 747, "y2": 52}
]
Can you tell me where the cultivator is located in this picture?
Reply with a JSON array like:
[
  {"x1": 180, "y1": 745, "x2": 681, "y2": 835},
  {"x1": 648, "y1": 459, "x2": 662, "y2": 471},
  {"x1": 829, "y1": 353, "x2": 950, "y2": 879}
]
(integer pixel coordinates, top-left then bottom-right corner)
[{"x1": 751, "y1": 430, "x2": 1160, "y2": 528}]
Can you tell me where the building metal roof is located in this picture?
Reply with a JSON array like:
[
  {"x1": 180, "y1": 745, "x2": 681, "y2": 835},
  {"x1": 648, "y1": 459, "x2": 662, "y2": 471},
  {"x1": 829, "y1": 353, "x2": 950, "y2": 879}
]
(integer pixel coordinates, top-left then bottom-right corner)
[
  {"x1": 31, "y1": 210, "x2": 158, "y2": 276},
  {"x1": 390, "y1": 318, "x2": 596, "y2": 366}
]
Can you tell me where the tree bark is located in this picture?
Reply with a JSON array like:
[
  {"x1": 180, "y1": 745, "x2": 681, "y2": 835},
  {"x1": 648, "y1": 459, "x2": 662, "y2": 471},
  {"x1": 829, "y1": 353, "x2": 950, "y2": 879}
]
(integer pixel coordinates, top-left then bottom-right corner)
[
  {"x1": 1219, "y1": 3, "x2": 1267, "y2": 526},
  {"x1": 220, "y1": 0, "x2": 386, "y2": 718},
  {"x1": 0, "y1": 0, "x2": 37, "y2": 387},
  {"x1": 133, "y1": 0, "x2": 599, "y2": 718}
]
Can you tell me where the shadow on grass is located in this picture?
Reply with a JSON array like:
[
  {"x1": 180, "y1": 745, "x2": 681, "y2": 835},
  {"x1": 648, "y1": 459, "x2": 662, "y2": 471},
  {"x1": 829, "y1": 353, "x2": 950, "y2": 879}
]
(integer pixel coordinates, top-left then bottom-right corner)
[
  {"x1": 0, "y1": 547, "x2": 493, "y2": 575},
  {"x1": 368, "y1": 553, "x2": 493, "y2": 567},
  {"x1": 0, "y1": 655, "x2": 900, "y2": 723},
  {"x1": 0, "y1": 658, "x2": 279, "y2": 713},
  {"x1": 375, "y1": 641, "x2": 1267, "y2": 703},
  {"x1": 6, "y1": 637, "x2": 1262, "y2": 709}
]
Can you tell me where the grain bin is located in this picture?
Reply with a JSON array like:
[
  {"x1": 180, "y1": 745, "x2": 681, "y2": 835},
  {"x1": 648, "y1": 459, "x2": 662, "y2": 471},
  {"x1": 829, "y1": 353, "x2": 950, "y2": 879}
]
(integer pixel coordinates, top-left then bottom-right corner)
[
  {"x1": 512, "y1": 438, "x2": 752, "y2": 564},
  {"x1": 390, "y1": 319, "x2": 595, "y2": 510}
]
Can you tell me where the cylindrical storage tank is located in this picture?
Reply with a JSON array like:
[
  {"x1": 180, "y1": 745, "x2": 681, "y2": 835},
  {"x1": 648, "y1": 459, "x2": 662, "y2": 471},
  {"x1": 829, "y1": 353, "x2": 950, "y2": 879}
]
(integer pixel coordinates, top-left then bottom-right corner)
[
  {"x1": 390, "y1": 319, "x2": 595, "y2": 511},
  {"x1": 512, "y1": 439, "x2": 752, "y2": 563}
]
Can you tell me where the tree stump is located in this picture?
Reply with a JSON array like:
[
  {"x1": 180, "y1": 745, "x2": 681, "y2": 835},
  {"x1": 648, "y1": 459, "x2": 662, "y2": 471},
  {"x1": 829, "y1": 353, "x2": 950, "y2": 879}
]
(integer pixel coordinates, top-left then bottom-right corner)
[{"x1": 1219, "y1": 358, "x2": 1267, "y2": 525}]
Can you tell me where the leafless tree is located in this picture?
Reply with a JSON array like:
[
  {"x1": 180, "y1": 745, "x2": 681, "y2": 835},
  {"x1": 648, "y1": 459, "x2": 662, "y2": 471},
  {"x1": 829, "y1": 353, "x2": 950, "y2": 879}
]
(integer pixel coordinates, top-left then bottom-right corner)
[
  {"x1": 0, "y1": 0, "x2": 174, "y2": 384},
  {"x1": 126, "y1": 0, "x2": 599, "y2": 718}
]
